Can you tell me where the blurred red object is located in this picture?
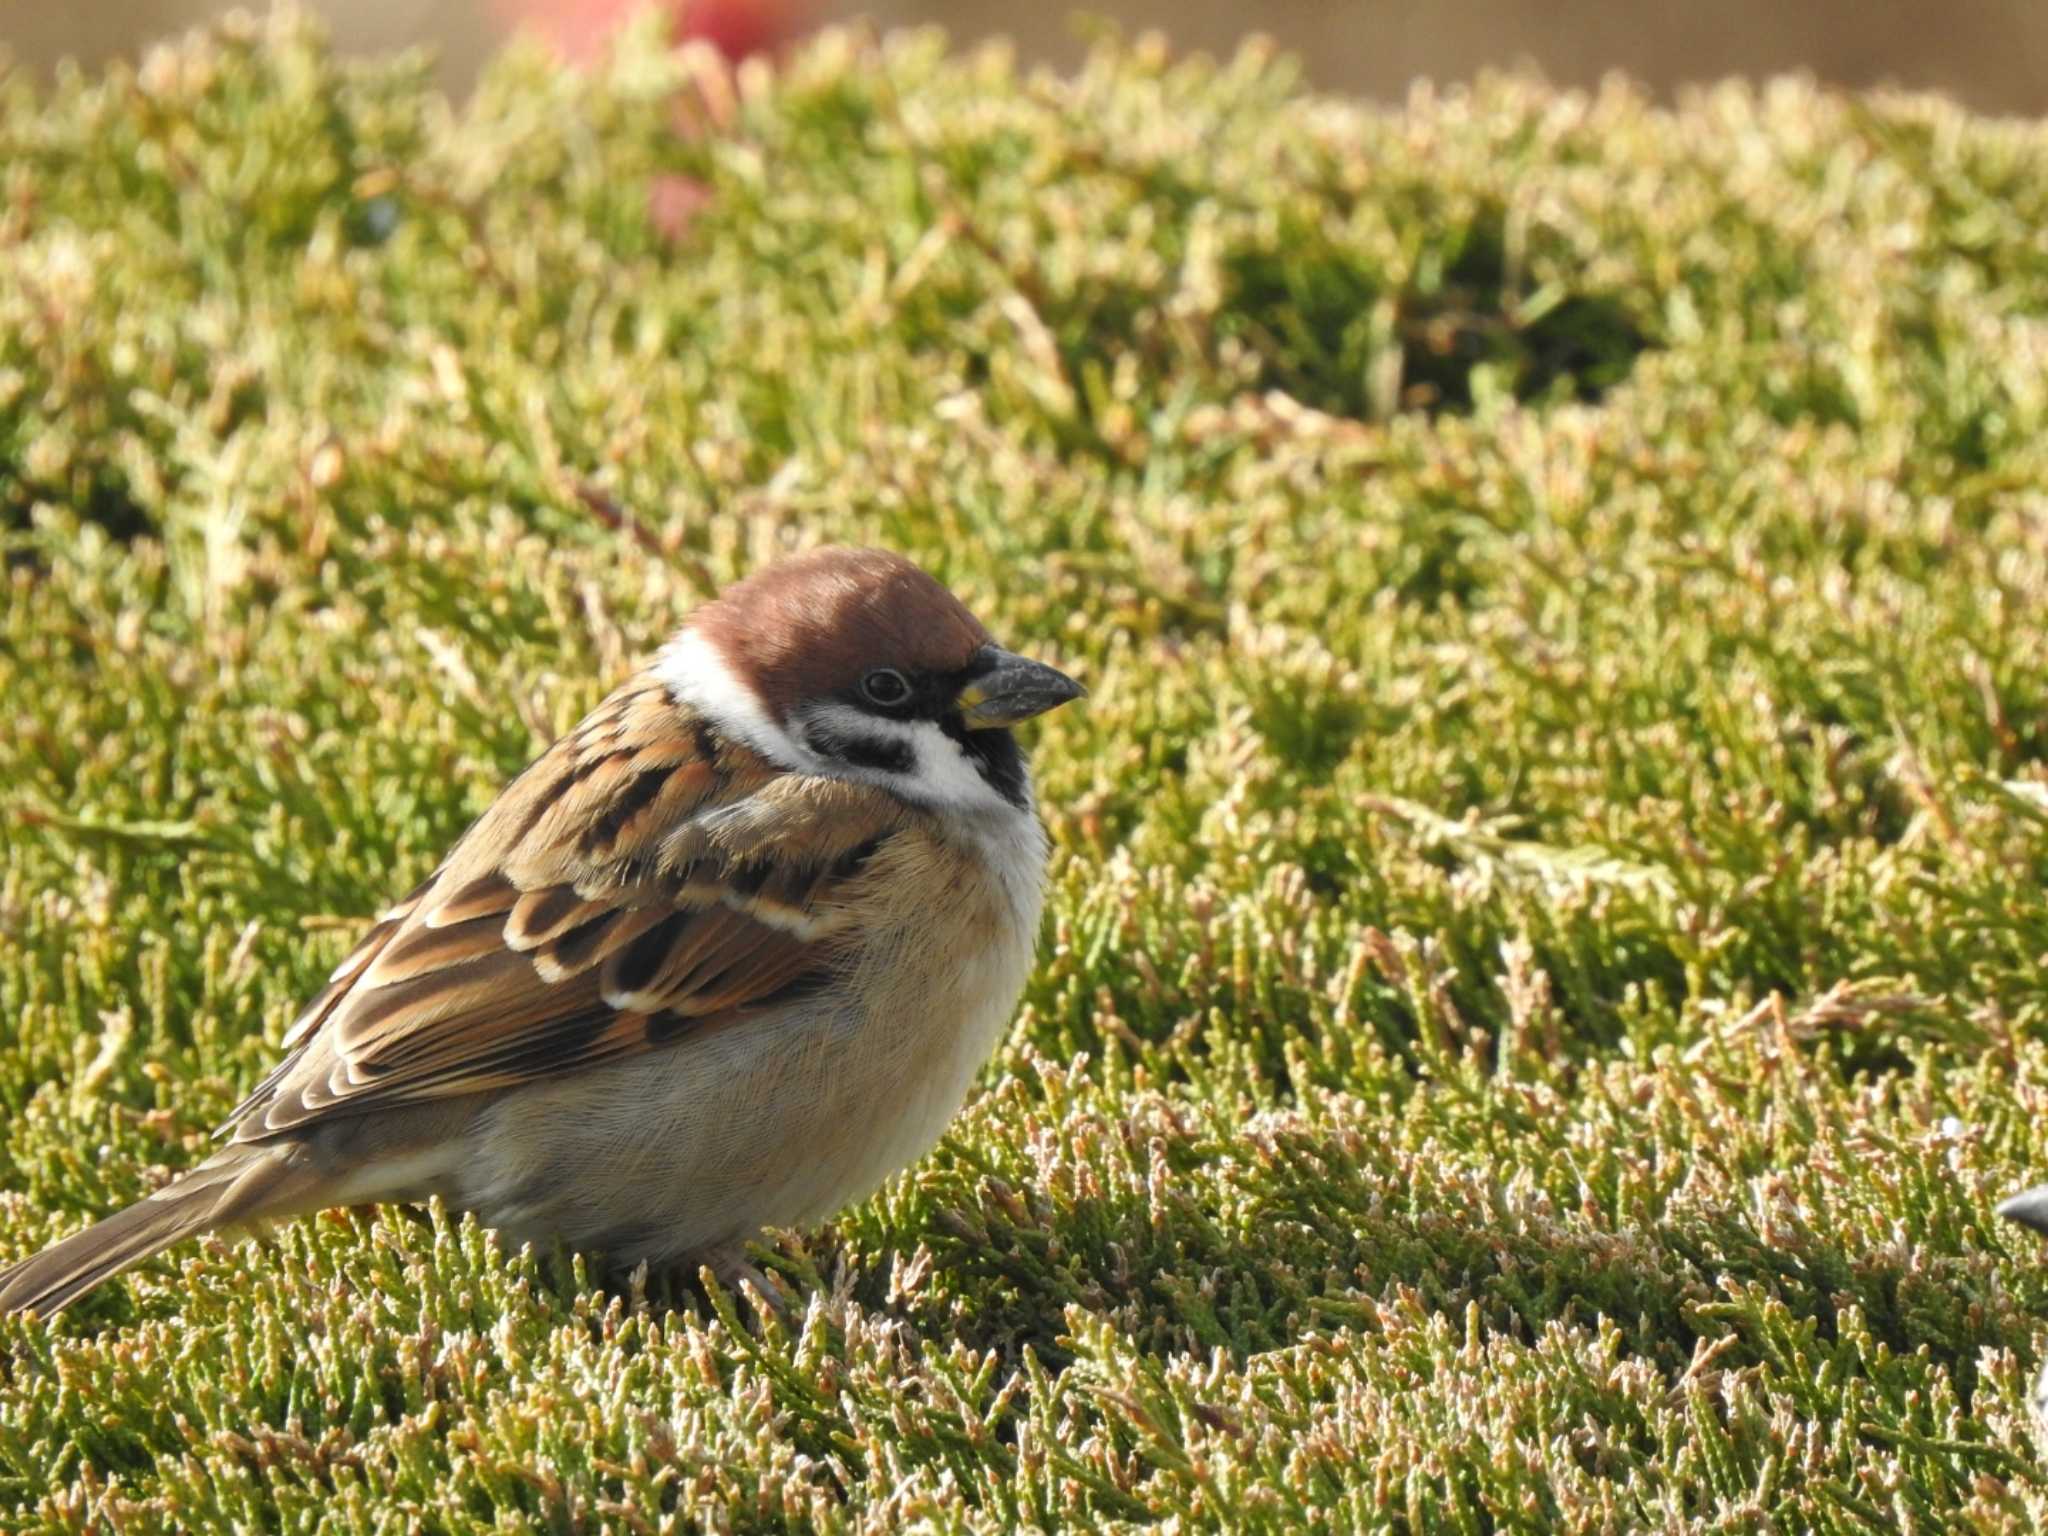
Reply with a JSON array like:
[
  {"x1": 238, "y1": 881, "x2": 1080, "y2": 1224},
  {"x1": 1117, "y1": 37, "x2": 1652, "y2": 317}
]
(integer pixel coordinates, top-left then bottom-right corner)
[
  {"x1": 494, "y1": 0, "x2": 800, "y2": 63},
  {"x1": 494, "y1": 0, "x2": 795, "y2": 241}
]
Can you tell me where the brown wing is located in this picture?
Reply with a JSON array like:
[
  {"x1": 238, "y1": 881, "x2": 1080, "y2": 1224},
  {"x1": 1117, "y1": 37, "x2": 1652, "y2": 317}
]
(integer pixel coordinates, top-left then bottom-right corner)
[{"x1": 224, "y1": 671, "x2": 907, "y2": 1142}]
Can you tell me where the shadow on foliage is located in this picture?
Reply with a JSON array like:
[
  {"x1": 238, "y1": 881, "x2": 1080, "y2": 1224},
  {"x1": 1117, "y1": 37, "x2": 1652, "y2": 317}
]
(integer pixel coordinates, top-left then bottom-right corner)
[
  {"x1": 1220, "y1": 203, "x2": 1652, "y2": 421},
  {"x1": 0, "y1": 461, "x2": 156, "y2": 549}
]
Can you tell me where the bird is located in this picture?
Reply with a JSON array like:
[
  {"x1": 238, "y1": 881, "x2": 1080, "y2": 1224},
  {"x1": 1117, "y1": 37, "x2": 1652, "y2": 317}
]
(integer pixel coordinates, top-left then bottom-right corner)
[
  {"x1": 2003, "y1": 1186, "x2": 2048, "y2": 1239},
  {"x1": 0, "y1": 546, "x2": 1083, "y2": 1317},
  {"x1": 2000, "y1": 1185, "x2": 2048, "y2": 1427}
]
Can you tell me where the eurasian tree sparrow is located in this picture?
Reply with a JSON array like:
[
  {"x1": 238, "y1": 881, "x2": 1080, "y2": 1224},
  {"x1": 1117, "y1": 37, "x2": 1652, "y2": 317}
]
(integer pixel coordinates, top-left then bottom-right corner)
[
  {"x1": 2000, "y1": 1185, "x2": 2048, "y2": 1429},
  {"x1": 0, "y1": 547, "x2": 1083, "y2": 1316}
]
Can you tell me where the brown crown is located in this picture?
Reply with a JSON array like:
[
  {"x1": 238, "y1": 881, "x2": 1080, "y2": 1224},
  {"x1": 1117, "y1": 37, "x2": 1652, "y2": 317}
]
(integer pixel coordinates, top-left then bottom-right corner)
[{"x1": 691, "y1": 547, "x2": 991, "y2": 719}]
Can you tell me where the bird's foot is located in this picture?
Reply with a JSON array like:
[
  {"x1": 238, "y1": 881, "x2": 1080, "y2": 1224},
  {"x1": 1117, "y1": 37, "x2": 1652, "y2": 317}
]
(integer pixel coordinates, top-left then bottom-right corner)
[{"x1": 699, "y1": 1241, "x2": 794, "y2": 1323}]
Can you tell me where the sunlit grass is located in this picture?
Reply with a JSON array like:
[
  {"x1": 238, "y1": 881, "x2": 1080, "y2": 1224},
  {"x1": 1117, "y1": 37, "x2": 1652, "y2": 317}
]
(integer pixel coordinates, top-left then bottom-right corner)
[{"x1": 5, "y1": 8, "x2": 2048, "y2": 1530}]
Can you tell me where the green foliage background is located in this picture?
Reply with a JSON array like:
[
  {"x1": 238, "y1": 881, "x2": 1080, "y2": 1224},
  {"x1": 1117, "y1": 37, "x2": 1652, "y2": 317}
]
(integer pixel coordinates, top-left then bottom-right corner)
[{"x1": 6, "y1": 8, "x2": 2048, "y2": 1530}]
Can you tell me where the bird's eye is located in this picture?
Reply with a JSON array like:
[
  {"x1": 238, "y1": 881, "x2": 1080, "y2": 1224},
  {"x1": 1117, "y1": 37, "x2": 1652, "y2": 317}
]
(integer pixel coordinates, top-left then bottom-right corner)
[{"x1": 859, "y1": 668, "x2": 911, "y2": 707}]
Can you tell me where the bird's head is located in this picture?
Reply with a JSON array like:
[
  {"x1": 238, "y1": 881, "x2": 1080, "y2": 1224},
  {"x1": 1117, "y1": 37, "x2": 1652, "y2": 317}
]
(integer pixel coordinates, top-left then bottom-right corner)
[{"x1": 661, "y1": 547, "x2": 1083, "y2": 814}]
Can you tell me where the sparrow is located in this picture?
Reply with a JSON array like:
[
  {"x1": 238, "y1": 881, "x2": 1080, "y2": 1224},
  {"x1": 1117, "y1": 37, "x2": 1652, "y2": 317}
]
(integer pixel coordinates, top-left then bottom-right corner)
[
  {"x1": 2000, "y1": 1185, "x2": 2048, "y2": 1428},
  {"x1": 2003, "y1": 1185, "x2": 2048, "y2": 1239},
  {"x1": 0, "y1": 547, "x2": 1083, "y2": 1316}
]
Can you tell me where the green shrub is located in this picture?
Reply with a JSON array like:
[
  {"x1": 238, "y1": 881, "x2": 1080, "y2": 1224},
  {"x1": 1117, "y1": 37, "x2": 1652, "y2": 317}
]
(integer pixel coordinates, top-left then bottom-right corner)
[{"x1": 6, "y1": 8, "x2": 2048, "y2": 1530}]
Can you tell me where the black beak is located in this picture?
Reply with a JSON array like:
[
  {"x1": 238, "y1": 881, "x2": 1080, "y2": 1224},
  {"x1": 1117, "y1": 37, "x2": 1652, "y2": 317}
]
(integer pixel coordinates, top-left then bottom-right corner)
[
  {"x1": 956, "y1": 644, "x2": 1085, "y2": 729},
  {"x1": 2000, "y1": 1185, "x2": 2048, "y2": 1238}
]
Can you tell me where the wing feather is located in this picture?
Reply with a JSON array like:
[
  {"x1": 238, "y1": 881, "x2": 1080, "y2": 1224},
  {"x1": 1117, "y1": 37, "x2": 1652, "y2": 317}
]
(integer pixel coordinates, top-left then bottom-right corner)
[{"x1": 226, "y1": 671, "x2": 907, "y2": 1142}]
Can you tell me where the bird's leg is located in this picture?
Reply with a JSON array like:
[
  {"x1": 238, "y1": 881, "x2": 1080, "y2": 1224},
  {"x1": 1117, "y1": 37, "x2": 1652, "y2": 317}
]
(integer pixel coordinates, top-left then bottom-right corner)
[{"x1": 699, "y1": 1240, "x2": 794, "y2": 1322}]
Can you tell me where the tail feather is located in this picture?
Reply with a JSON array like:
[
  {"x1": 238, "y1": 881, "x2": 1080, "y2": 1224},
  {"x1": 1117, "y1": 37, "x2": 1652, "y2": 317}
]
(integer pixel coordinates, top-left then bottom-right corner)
[{"x1": 0, "y1": 1148, "x2": 312, "y2": 1318}]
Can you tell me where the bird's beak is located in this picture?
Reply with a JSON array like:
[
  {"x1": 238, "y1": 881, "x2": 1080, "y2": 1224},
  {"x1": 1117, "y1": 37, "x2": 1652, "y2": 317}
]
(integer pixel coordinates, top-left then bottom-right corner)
[
  {"x1": 956, "y1": 644, "x2": 1085, "y2": 729},
  {"x1": 2001, "y1": 1185, "x2": 2048, "y2": 1238}
]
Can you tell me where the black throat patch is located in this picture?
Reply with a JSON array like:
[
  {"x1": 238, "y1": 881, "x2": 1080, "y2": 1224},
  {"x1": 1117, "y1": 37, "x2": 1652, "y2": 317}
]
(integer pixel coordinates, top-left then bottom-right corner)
[{"x1": 943, "y1": 719, "x2": 1029, "y2": 809}]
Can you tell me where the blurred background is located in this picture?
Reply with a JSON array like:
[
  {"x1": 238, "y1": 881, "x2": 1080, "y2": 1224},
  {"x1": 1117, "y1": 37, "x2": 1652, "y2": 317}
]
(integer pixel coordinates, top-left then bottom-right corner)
[{"x1": 8, "y1": 0, "x2": 2048, "y2": 112}]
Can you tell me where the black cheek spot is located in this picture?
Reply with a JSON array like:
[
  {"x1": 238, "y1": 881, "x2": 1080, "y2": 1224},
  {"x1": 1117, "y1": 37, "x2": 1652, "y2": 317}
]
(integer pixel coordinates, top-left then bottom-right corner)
[
  {"x1": 853, "y1": 738, "x2": 915, "y2": 774},
  {"x1": 805, "y1": 723, "x2": 915, "y2": 775}
]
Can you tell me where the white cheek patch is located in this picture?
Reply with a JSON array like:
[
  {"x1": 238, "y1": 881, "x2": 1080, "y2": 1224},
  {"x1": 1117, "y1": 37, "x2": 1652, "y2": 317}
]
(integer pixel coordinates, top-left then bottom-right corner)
[{"x1": 655, "y1": 628, "x2": 819, "y2": 773}]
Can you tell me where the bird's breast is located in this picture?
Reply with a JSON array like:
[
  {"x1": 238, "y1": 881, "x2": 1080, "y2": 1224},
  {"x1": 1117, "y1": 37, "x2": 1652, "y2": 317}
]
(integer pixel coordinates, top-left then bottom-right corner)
[{"x1": 455, "y1": 815, "x2": 1047, "y2": 1263}]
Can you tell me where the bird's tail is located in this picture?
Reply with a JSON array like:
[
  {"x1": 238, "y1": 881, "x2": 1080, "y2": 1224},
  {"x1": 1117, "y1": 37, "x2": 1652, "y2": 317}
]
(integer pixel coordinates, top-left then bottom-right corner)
[{"x1": 0, "y1": 1146, "x2": 315, "y2": 1318}]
